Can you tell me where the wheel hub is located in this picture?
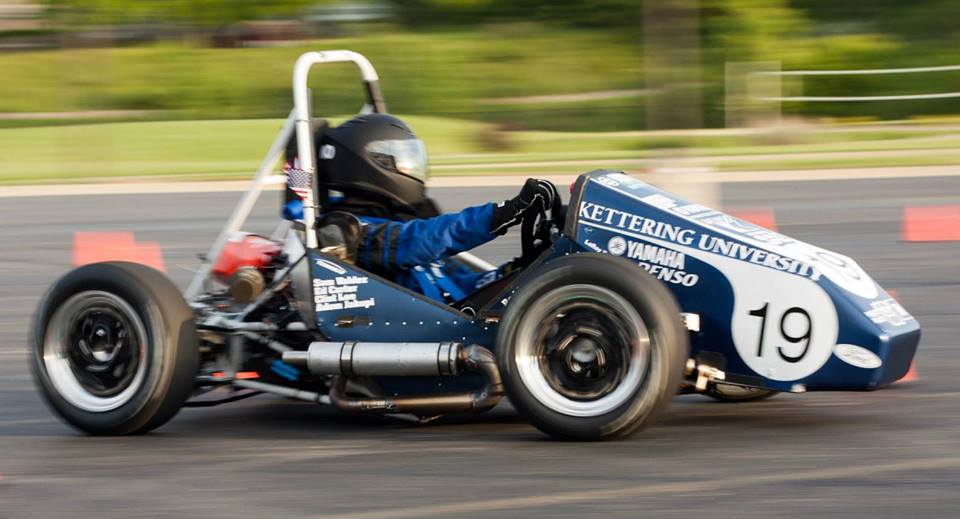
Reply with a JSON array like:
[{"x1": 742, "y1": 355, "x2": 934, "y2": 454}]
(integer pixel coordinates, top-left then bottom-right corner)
[
  {"x1": 68, "y1": 308, "x2": 139, "y2": 397},
  {"x1": 563, "y1": 334, "x2": 607, "y2": 378},
  {"x1": 81, "y1": 316, "x2": 125, "y2": 364}
]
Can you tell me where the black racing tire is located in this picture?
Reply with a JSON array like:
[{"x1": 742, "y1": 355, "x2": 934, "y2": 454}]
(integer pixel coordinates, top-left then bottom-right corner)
[
  {"x1": 497, "y1": 253, "x2": 688, "y2": 441},
  {"x1": 30, "y1": 261, "x2": 199, "y2": 435},
  {"x1": 705, "y1": 385, "x2": 779, "y2": 403}
]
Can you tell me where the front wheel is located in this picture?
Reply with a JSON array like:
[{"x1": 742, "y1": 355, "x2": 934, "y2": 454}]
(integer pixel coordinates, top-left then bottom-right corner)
[
  {"x1": 30, "y1": 262, "x2": 199, "y2": 435},
  {"x1": 497, "y1": 254, "x2": 688, "y2": 441}
]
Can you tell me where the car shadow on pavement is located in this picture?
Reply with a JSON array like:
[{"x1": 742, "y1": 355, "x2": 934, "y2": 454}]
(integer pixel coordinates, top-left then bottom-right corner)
[
  {"x1": 2, "y1": 391, "x2": 904, "y2": 442},
  {"x1": 149, "y1": 392, "x2": 899, "y2": 442}
]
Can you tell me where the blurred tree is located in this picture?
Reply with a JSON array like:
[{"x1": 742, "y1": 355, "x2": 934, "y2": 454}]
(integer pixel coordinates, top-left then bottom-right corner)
[
  {"x1": 702, "y1": 0, "x2": 815, "y2": 63},
  {"x1": 46, "y1": 0, "x2": 325, "y2": 26},
  {"x1": 389, "y1": 0, "x2": 642, "y2": 27},
  {"x1": 792, "y1": 0, "x2": 960, "y2": 45},
  {"x1": 644, "y1": 0, "x2": 702, "y2": 129}
]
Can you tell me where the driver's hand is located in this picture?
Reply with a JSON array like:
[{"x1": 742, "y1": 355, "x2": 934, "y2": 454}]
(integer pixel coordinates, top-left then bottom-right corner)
[{"x1": 490, "y1": 178, "x2": 560, "y2": 235}]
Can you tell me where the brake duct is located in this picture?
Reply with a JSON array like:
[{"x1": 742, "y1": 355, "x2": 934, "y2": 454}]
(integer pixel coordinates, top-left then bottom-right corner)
[{"x1": 282, "y1": 342, "x2": 503, "y2": 414}]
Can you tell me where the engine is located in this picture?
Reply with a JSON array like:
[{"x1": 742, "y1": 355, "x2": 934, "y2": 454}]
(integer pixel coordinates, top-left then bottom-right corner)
[{"x1": 211, "y1": 233, "x2": 283, "y2": 303}]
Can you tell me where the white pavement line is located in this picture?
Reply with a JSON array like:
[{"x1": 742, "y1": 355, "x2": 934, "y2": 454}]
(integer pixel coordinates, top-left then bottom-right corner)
[
  {"x1": 324, "y1": 456, "x2": 960, "y2": 519},
  {"x1": 717, "y1": 164, "x2": 960, "y2": 183},
  {"x1": 193, "y1": 445, "x2": 486, "y2": 473},
  {"x1": 0, "y1": 418, "x2": 57, "y2": 428},
  {"x1": 2, "y1": 164, "x2": 960, "y2": 198},
  {"x1": 0, "y1": 180, "x2": 271, "y2": 198},
  {"x1": 436, "y1": 148, "x2": 960, "y2": 170},
  {"x1": 0, "y1": 177, "x2": 541, "y2": 198}
]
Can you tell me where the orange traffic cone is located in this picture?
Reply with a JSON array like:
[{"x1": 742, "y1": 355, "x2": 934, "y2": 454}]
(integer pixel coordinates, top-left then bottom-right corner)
[
  {"x1": 728, "y1": 207, "x2": 778, "y2": 232},
  {"x1": 73, "y1": 232, "x2": 166, "y2": 272},
  {"x1": 901, "y1": 206, "x2": 960, "y2": 242}
]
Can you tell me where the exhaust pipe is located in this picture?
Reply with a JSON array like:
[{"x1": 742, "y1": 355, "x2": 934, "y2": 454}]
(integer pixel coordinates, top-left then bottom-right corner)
[
  {"x1": 283, "y1": 341, "x2": 460, "y2": 377},
  {"x1": 283, "y1": 342, "x2": 503, "y2": 414}
]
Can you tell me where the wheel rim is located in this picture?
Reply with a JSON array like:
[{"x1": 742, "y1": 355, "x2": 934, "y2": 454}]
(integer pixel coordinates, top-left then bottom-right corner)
[
  {"x1": 514, "y1": 284, "x2": 650, "y2": 417},
  {"x1": 43, "y1": 291, "x2": 149, "y2": 412}
]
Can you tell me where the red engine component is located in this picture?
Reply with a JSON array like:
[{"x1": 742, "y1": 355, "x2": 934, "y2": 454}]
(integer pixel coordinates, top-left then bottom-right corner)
[{"x1": 211, "y1": 234, "x2": 282, "y2": 282}]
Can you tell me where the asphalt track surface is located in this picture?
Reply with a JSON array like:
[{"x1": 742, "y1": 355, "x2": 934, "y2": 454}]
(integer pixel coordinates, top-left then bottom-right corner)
[{"x1": 1, "y1": 177, "x2": 958, "y2": 518}]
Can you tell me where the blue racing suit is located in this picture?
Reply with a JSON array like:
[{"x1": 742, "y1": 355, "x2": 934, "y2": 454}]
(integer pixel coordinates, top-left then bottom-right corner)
[
  {"x1": 283, "y1": 177, "x2": 558, "y2": 303},
  {"x1": 355, "y1": 203, "x2": 500, "y2": 302},
  {"x1": 285, "y1": 197, "x2": 502, "y2": 303}
]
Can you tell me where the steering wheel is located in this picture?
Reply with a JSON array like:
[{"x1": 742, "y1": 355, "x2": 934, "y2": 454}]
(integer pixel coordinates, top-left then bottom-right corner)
[{"x1": 518, "y1": 196, "x2": 564, "y2": 268}]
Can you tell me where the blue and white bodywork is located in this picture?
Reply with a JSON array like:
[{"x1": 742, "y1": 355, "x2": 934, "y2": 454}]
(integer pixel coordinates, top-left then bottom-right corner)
[
  {"x1": 565, "y1": 170, "x2": 919, "y2": 392},
  {"x1": 304, "y1": 169, "x2": 919, "y2": 394}
]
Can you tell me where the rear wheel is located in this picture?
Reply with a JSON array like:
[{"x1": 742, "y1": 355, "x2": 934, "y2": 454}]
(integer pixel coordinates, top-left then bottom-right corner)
[
  {"x1": 497, "y1": 254, "x2": 688, "y2": 441},
  {"x1": 30, "y1": 262, "x2": 199, "y2": 435}
]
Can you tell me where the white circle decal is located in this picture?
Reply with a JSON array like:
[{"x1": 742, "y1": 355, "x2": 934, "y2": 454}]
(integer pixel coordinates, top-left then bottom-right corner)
[
  {"x1": 608, "y1": 236, "x2": 627, "y2": 256},
  {"x1": 834, "y1": 344, "x2": 882, "y2": 369},
  {"x1": 723, "y1": 259, "x2": 839, "y2": 381}
]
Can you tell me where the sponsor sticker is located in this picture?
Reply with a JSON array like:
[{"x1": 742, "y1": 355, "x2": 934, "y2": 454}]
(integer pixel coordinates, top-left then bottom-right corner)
[
  {"x1": 605, "y1": 235, "x2": 698, "y2": 287},
  {"x1": 607, "y1": 236, "x2": 627, "y2": 256},
  {"x1": 582, "y1": 239, "x2": 604, "y2": 253},
  {"x1": 594, "y1": 175, "x2": 622, "y2": 188},
  {"x1": 834, "y1": 344, "x2": 883, "y2": 369},
  {"x1": 864, "y1": 299, "x2": 914, "y2": 327}
]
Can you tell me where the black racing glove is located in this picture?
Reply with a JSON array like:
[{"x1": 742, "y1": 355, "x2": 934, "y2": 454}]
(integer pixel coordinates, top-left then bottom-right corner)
[
  {"x1": 490, "y1": 178, "x2": 559, "y2": 235},
  {"x1": 317, "y1": 211, "x2": 362, "y2": 263}
]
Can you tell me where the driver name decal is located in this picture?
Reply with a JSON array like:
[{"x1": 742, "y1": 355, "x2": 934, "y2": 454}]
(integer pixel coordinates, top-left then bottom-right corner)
[{"x1": 313, "y1": 275, "x2": 375, "y2": 312}]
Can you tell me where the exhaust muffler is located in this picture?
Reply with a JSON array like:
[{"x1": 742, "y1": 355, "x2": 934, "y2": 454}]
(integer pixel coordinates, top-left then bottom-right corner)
[
  {"x1": 283, "y1": 341, "x2": 460, "y2": 377},
  {"x1": 282, "y1": 342, "x2": 503, "y2": 414}
]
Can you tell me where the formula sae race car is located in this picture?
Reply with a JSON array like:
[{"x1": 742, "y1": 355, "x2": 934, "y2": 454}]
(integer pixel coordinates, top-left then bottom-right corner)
[{"x1": 29, "y1": 51, "x2": 921, "y2": 440}]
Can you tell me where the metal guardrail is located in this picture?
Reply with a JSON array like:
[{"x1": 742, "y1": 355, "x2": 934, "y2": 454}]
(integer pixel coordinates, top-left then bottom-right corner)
[{"x1": 752, "y1": 64, "x2": 960, "y2": 102}]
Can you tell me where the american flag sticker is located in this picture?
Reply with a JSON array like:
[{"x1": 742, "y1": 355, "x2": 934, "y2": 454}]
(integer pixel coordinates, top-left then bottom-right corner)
[{"x1": 284, "y1": 158, "x2": 313, "y2": 200}]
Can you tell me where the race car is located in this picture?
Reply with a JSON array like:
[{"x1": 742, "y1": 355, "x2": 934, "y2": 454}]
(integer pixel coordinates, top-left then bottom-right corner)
[{"x1": 29, "y1": 51, "x2": 920, "y2": 441}]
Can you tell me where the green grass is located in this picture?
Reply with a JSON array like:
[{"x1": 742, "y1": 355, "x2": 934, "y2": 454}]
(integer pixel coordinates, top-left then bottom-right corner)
[
  {"x1": 2, "y1": 116, "x2": 959, "y2": 184},
  {"x1": 0, "y1": 28, "x2": 642, "y2": 129},
  {"x1": 0, "y1": 116, "x2": 493, "y2": 183}
]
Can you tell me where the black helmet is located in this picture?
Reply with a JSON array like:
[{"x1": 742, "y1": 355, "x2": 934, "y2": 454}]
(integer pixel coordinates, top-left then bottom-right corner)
[{"x1": 319, "y1": 113, "x2": 428, "y2": 210}]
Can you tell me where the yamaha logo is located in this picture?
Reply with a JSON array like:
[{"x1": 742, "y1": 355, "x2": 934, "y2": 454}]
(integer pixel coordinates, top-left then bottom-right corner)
[{"x1": 607, "y1": 236, "x2": 627, "y2": 256}]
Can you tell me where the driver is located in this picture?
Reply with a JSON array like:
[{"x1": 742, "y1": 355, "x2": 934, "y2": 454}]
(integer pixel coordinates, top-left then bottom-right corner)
[{"x1": 282, "y1": 113, "x2": 560, "y2": 303}]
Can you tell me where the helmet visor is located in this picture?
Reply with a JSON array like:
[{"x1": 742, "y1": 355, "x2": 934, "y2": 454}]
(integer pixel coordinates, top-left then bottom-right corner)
[{"x1": 365, "y1": 139, "x2": 428, "y2": 182}]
